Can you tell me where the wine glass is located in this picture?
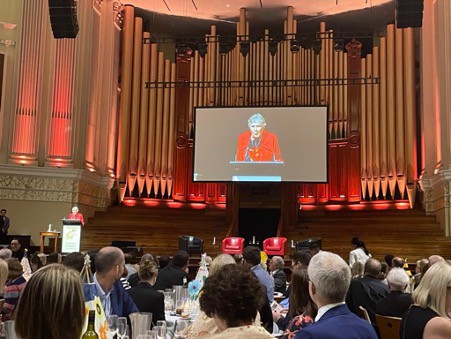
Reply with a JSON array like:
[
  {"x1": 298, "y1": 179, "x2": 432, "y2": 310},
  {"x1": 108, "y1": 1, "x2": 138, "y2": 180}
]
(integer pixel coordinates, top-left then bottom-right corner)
[
  {"x1": 117, "y1": 317, "x2": 128, "y2": 339},
  {"x1": 107, "y1": 314, "x2": 118, "y2": 337},
  {"x1": 174, "y1": 319, "x2": 189, "y2": 339}
]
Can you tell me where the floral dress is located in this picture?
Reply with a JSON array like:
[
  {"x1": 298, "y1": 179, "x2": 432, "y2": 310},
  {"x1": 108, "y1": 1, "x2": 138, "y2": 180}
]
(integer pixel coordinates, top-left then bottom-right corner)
[{"x1": 282, "y1": 312, "x2": 314, "y2": 339}]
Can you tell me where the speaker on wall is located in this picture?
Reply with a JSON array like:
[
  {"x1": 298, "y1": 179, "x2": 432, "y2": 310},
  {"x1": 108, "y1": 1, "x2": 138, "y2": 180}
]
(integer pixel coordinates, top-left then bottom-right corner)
[
  {"x1": 48, "y1": 0, "x2": 79, "y2": 39},
  {"x1": 396, "y1": 0, "x2": 424, "y2": 28}
]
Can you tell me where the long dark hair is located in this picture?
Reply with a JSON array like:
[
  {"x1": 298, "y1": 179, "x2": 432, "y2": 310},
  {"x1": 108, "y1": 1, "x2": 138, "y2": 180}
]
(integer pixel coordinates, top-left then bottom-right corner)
[
  {"x1": 351, "y1": 236, "x2": 369, "y2": 256},
  {"x1": 288, "y1": 268, "x2": 317, "y2": 318}
]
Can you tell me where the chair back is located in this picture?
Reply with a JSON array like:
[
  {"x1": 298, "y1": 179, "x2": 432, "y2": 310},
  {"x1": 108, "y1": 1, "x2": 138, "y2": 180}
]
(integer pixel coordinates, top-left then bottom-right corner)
[
  {"x1": 359, "y1": 306, "x2": 372, "y2": 324},
  {"x1": 263, "y1": 237, "x2": 287, "y2": 255},
  {"x1": 376, "y1": 314, "x2": 402, "y2": 339},
  {"x1": 221, "y1": 237, "x2": 245, "y2": 254}
]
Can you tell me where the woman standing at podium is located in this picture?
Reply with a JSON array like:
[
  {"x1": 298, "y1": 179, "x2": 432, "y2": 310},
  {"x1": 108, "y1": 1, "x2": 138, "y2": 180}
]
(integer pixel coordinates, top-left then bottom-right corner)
[{"x1": 68, "y1": 206, "x2": 85, "y2": 227}]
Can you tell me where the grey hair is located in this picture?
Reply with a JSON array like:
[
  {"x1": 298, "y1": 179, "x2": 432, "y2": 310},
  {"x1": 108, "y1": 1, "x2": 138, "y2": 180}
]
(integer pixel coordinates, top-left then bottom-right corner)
[
  {"x1": 247, "y1": 113, "x2": 266, "y2": 127},
  {"x1": 0, "y1": 248, "x2": 12, "y2": 260},
  {"x1": 308, "y1": 251, "x2": 351, "y2": 303},
  {"x1": 272, "y1": 256, "x2": 285, "y2": 270},
  {"x1": 210, "y1": 254, "x2": 236, "y2": 276},
  {"x1": 387, "y1": 268, "x2": 410, "y2": 291}
]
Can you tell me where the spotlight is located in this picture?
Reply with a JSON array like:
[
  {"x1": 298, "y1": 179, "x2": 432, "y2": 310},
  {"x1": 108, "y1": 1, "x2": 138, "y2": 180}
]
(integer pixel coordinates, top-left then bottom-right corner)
[
  {"x1": 240, "y1": 41, "x2": 250, "y2": 57},
  {"x1": 268, "y1": 39, "x2": 278, "y2": 56},
  {"x1": 290, "y1": 39, "x2": 300, "y2": 53},
  {"x1": 312, "y1": 40, "x2": 322, "y2": 54},
  {"x1": 334, "y1": 39, "x2": 344, "y2": 52},
  {"x1": 197, "y1": 41, "x2": 208, "y2": 58}
]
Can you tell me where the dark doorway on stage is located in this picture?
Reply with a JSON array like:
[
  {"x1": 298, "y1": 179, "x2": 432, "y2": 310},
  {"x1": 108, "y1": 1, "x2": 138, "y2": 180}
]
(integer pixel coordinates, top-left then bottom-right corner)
[{"x1": 238, "y1": 208, "x2": 280, "y2": 248}]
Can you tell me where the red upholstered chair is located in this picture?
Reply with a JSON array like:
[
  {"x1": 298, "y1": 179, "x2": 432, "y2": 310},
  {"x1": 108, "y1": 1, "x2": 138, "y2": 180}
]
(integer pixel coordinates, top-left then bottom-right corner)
[
  {"x1": 221, "y1": 237, "x2": 245, "y2": 254},
  {"x1": 263, "y1": 237, "x2": 288, "y2": 256}
]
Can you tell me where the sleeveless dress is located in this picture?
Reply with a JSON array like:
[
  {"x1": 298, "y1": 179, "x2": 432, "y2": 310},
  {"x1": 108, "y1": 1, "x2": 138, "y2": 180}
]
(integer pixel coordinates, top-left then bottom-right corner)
[{"x1": 400, "y1": 305, "x2": 439, "y2": 339}]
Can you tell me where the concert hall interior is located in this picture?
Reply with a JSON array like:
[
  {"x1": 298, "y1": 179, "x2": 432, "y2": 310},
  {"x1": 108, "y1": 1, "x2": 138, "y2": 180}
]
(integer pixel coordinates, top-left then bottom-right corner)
[{"x1": 0, "y1": 0, "x2": 450, "y2": 262}]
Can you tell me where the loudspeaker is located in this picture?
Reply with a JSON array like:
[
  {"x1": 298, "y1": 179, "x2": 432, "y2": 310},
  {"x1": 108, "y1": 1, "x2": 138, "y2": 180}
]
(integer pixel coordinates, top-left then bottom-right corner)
[
  {"x1": 48, "y1": 0, "x2": 79, "y2": 38},
  {"x1": 396, "y1": 0, "x2": 424, "y2": 28}
]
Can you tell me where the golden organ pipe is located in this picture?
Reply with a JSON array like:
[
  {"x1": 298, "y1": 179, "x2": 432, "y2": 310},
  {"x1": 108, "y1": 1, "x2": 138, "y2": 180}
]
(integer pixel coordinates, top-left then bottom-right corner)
[
  {"x1": 372, "y1": 46, "x2": 380, "y2": 198},
  {"x1": 146, "y1": 43, "x2": 158, "y2": 195},
  {"x1": 366, "y1": 54, "x2": 374, "y2": 198},
  {"x1": 379, "y1": 37, "x2": 388, "y2": 198},
  {"x1": 395, "y1": 27, "x2": 406, "y2": 197}
]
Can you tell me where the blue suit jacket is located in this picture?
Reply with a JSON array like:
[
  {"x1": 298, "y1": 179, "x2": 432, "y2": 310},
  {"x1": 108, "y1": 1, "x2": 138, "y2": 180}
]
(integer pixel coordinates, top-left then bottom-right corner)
[
  {"x1": 295, "y1": 304, "x2": 377, "y2": 339},
  {"x1": 84, "y1": 280, "x2": 139, "y2": 317}
]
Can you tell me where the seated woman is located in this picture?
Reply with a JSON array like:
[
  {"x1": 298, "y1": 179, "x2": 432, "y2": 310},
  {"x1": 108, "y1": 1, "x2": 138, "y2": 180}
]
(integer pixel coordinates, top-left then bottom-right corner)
[
  {"x1": 1, "y1": 258, "x2": 27, "y2": 320},
  {"x1": 199, "y1": 263, "x2": 275, "y2": 339},
  {"x1": 272, "y1": 268, "x2": 316, "y2": 338},
  {"x1": 400, "y1": 261, "x2": 451, "y2": 339},
  {"x1": 127, "y1": 258, "x2": 165, "y2": 324},
  {"x1": 14, "y1": 264, "x2": 85, "y2": 339}
]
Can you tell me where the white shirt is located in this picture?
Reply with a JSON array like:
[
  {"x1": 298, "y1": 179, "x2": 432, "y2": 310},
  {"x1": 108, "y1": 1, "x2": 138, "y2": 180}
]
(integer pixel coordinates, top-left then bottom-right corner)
[
  {"x1": 349, "y1": 248, "x2": 371, "y2": 267},
  {"x1": 315, "y1": 302, "x2": 346, "y2": 322}
]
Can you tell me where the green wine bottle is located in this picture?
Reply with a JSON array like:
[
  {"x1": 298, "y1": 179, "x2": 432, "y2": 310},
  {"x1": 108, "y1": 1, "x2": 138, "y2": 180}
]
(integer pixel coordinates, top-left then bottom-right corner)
[{"x1": 82, "y1": 310, "x2": 99, "y2": 339}]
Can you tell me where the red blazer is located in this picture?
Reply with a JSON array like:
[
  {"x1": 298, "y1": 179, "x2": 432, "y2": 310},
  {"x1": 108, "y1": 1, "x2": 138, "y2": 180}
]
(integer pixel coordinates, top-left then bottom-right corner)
[
  {"x1": 235, "y1": 130, "x2": 283, "y2": 162},
  {"x1": 67, "y1": 212, "x2": 85, "y2": 226}
]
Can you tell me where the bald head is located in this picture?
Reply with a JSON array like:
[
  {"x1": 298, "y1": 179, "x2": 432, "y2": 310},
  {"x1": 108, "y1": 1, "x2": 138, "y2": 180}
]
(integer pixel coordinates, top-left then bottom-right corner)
[
  {"x1": 428, "y1": 255, "x2": 445, "y2": 266},
  {"x1": 364, "y1": 258, "x2": 382, "y2": 278},
  {"x1": 95, "y1": 246, "x2": 124, "y2": 275}
]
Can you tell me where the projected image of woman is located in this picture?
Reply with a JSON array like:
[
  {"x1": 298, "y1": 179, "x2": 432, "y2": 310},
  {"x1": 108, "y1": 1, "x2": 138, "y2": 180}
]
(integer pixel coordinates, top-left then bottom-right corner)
[{"x1": 235, "y1": 113, "x2": 284, "y2": 162}]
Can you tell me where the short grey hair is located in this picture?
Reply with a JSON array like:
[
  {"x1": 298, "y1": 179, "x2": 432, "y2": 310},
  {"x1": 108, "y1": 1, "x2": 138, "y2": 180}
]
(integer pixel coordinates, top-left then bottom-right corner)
[
  {"x1": 210, "y1": 254, "x2": 236, "y2": 276},
  {"x1": 271, "y1": 256, "x2": 285, "y2": 270},
  {"x1": 248, "y1": 113, "x2": 266, "y2": 127},
  {"x1": 387, "y1": 268, "x2": 410, "y2": 291},
  {"x1": 0, "y1": 248, "x2": 12, "y2": 260},
  {"x1": 308, "y1": 251, "x2": 351, "y2": 303}
]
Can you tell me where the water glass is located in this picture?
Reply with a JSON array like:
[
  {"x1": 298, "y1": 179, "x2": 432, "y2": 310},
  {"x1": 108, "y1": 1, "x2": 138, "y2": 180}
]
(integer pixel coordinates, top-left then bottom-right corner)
[
  {"x1": 107, "y1": 314, "x2": 118, "y2": 336},
  {"x1": 175, "y1": 300, "x2": 185, "y2": 315},
  {"x1": 164, "y1": 291, "x2": 174, "y2": 312},
  {"x1": 117, "y1": 317, "x2": 128, "y2": 339},
  {"x1": 153, "y1": 325, "x2": 166, "y2": 339},
  {"x1": 156, "y1": 320, "x2": 166, "y2": 329},
  {"x1": 174, "y1": 319, "x2": 189, "y2": 339}
]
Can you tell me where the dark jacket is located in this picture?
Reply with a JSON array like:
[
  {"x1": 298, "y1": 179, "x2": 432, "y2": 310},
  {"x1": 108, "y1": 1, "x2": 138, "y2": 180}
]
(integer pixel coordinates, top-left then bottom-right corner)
[
  {"x1": 376, "y1": 291, "x2": 413, "y2": 318},
  {"x1": 127, "y1": 282, "x2": 165, "y2": 324},
  {"x1": 273, "y1": 269, "x2": 287, "y2": 294},
  {"x1": 153, "y1": 263, "x2": 188, "y2": 291}
]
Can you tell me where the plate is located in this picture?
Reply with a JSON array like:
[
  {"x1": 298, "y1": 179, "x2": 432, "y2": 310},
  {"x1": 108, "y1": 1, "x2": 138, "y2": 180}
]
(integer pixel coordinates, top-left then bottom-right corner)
[{"x1": 274, "y1": 292, "x2": 283, "y2": 298}]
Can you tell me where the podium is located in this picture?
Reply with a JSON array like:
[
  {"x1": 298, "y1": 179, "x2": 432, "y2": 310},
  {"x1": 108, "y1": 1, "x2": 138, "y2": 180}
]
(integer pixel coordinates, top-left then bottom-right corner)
[{"x1": 61, "y1": 219, "x2": 82, "y2": 253}]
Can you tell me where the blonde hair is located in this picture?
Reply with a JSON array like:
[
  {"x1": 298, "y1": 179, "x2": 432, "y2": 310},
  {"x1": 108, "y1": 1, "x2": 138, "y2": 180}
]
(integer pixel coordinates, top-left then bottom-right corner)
[
  {"x1": 210, "y1": 254, "x2": 235, "y2": 276},
  {"x1": 351, "y1": 261, "x2": 364, "y2": 278},
  {"x1": 138, "y1": 259, "x2": 158, "y2": 281},
  {"x1": 0, "y1": 259, "x2": 8, "y2": 293},
  {"x1": 15, "y1": 264, "x2": 85, "y2": 339},
  {"x1": 413, "y1": 261, "x2": 451, "y2": 318}
]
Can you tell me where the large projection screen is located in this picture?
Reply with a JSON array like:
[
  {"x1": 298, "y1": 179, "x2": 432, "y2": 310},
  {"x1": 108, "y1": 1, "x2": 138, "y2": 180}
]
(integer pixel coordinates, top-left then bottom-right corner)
[{"x1": 193, "y1": 106, "x2": 328, "y2": 182}]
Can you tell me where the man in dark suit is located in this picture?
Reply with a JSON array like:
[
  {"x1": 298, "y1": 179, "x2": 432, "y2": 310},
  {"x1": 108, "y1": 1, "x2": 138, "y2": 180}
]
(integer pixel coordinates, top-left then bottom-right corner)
[
  {"x1": 0, "y1": 209, "x2": 10, "y2": 242},
  {"x1": 346, "y1": 258, "x2": 390, "y2": 328},
  {"x1": 269, "y1": 255, "x2": 287, "y2": 294},
  {"x1": 376, "y1": 267, "x2": 413, "y2": 317},
  {"x1": 83, "y1": 246, "x2": 139, "y2": 317},
  {"x1": 295, "y1": 251, "x2": 377, "y2": 339},
  {"x1": 153, "y1": 250, "x2": 190, "y2": 291}
]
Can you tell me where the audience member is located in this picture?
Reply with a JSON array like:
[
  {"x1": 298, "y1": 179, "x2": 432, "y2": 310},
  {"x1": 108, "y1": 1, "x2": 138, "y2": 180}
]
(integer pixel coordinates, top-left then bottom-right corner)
[
  {"x1": 243, "y1": 246, "x2": 274, "y2": 302},
  {"x1": 83, "y1": 246, "x2": 138, "y2": 317},
  {"x1": 414, "y1": 258, "x2": 429, "y2": 287},
  {"x1": 379, "y1": 262, "x2": 389, "y2": 282},
  {"x1": 295, "y1": 251, "x2": 376, "y2": 338},
  {"x1": 351, "y1": 261, "x2": 364, "y2": 278},
  {"x1": 29, "y1": 252, "x2": 45, "y2": 272},
  {"x1": 158, "y1": 254, "x2": 170, "y2": 269},
  {"x1": 47, "y1": 252, "x2": 61, "y2": 264},
  {"x1": 428, "y1": 254, "x2": 445, "y2": 266},
  {"x1": 291, "y1": 251, "x2": 312, "y2": 271},
  {"x1": 127, "y1": 258, "x2": 165, "y2": 324},
  {"x1": 400, "y1": 261, "x2": 451, "y2": 339},
  {"x1": 274, "y1": 268, "x2": 316, "y2": 338},
  {"x1": 349, "y1": 236, "x2": 371, "y2": 267},
  {"x1": 384, "y1": 254, "x2": 394, "y2": 269},
  {"x1": 392, "y1": 257, "x2": 405, "y2": 268},
  {"x1": 0, "y1": 258, "x2": 8, "y2": 297},
  {"x1": 9, "y1": 238, "x2": 24, "y2": 261},
  {"x1": 376, "y1": 268, "x2": 413, "y2": 317},
  {"x1": 233, "y1": 254, "x2": 244, "y2": 265},
  {"x1": 15, "y1": 264, "x2": 85, "y2": 339},
  {"x1": 128, "y1": 253, "x2": 155, "y2": 287},
  {"x1": 269, "y1": 256, "x2": 287, "y2": 294},
  {"x1": 153, "y1": 250, "x2": 190, "y2": 291},
  {"x1": 62, "y1": 252, "x2": 85, "y2": 273},
  {"x1": 187, "y1": 254, "x2": 242, "y2": 339},
  {"x1": 0, "y1": 248, "x2": 12, "y2": 260},
  {"x1": 199, "y1": 264, "x2": 274, "y2": 339},
  {"x1": 124, "y1": 253, "x2": 137, "y2": 279},
  {"x1": 346, "y1": 258, "x2": 389, "y2": 329},
  {"x1": 86, "y1": 249, "x2": 99, "y2": 273},
  {"x1": 1, "y1": 258, "x2": 27, "y2": 320}
]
